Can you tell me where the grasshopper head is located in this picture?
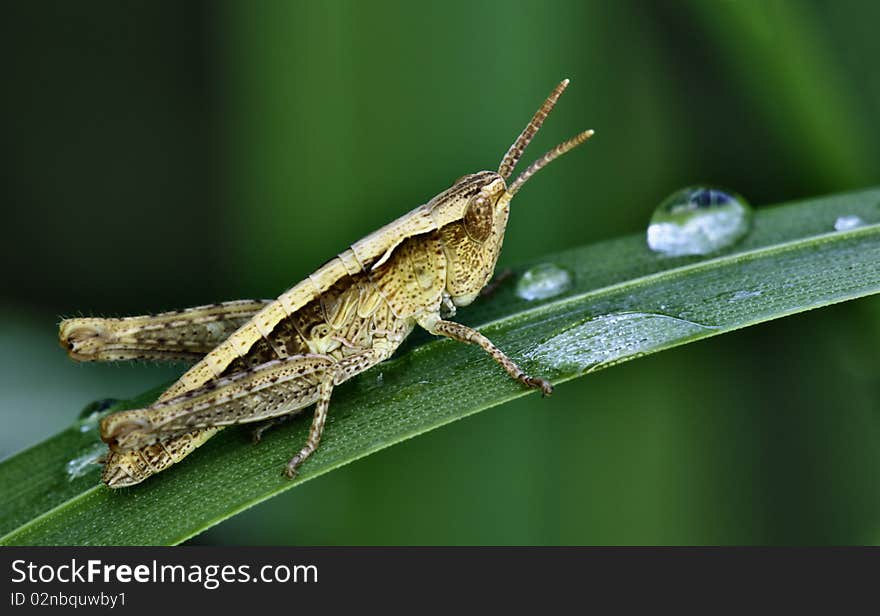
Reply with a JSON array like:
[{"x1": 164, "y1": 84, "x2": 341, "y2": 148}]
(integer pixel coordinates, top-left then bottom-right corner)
[{"x1": 437, "y1": 79, "x2": 593, "y2": 306}]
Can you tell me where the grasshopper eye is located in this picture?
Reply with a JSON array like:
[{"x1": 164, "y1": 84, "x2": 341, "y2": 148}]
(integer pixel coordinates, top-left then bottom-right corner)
[{"x1": 464, "y1": 195, "x2": 493, "y2": 242}]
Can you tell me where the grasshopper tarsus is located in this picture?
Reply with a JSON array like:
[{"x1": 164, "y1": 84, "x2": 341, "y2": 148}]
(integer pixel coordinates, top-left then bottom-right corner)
[
  {"x1": 284, "y1": 456, "x2": 303, "y2": 479},
  {"x1": 284, "y1": 445, "x2": 314, "y2": 478},
  {"x1": 522, "y1": 376, "x2": 554, "y2": 397}
]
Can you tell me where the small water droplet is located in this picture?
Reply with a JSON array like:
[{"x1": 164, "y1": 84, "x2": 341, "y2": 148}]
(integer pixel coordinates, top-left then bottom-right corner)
[
  {"x1": 647, "y1": 187, "x2": 752, "y2": 256},
  {"x1": 526, "y1": 312, "x2": 716, "y2": 373},
  {"x1": 76, "y1": 398, "x2": 119, "y2": 432},
  {"x1": 516, "y1": 263, "x2": 573, "y2": 301},
  {"x1": 78, "y1": 413, "x2": 102, "y2": 433},
  {"x1": 77, "y1": 398, "x2": 118, "y2": 420},
  {"x1": 729, "y1": 289, "x2": 762, "y2": 302},
  {"x1": 833, "y1": 215, "x2": 865, "y2": 232},
  {"x1": 65, "y1": 443, "x2": 106, "y2": 481}
]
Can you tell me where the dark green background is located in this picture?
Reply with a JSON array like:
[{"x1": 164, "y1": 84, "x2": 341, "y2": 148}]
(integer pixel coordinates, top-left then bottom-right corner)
[{"x1": 2, "y1": 1, "x2": 879, "y2": 544}]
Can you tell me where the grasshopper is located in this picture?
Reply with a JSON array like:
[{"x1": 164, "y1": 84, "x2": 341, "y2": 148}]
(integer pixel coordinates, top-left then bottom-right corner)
[{"x1": 59, "y1": 79, "x2": 593, "y2": 487}]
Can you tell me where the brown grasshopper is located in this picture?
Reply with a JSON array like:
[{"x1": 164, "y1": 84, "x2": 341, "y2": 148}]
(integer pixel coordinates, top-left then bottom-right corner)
[{"x1": 59, "y1": 79, "x2": 593, "y2": 487}]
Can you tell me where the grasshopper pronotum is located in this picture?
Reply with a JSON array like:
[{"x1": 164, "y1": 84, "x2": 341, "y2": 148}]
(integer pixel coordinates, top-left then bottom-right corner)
[{"x1": 59, "y1": 79, "x2": 593, "y2": 487}]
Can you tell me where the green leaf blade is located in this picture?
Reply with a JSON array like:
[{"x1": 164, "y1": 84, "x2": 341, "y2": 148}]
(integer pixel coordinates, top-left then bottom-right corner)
[{"x1": 2, "y1": 188, "x2": 880, "y2": 545}]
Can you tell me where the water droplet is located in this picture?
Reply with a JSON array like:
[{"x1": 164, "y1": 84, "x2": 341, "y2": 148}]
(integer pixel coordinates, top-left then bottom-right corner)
[
  {"x1": 78, "y1": 414, "x2": 101, "y2": 433},
  {"x1": 833, "y1": 215, "x2": 865, "y2": 232},
  {"x1": 77, "y1": 398, "x2": 118, "y2": 419},
  {"x1": 516, "y1": 263, "x2": 573, "y2": 301},
  {"x1": 729, "y1": 289, "x2": 762, "y2": 302},
  {"x1": 65, "y1": 443, "x2": 106, "y2": 481},
  {"x1": 647, "y1": 187, "x2": 752, "y2": 256},
  {"x1": 76, "y1": 398, "x2": 119, "y2": 432},
  {"x1": 526, "y1": 312, "x2": 716, "y2": 373}
]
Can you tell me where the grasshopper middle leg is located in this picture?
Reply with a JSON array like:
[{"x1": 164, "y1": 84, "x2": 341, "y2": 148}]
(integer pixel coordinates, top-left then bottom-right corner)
[{"x1": 251, "y1": 416, "x2": 292, "y2": 443}]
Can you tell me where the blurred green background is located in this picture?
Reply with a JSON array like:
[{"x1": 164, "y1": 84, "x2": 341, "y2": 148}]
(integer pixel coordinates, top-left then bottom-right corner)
[{"x1": 2, "y1": 1, "x2": 879, "y2": 544}]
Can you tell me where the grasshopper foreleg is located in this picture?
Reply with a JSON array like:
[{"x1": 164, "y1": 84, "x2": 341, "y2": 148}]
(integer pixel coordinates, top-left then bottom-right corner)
[
  {"x1": 421, "y1": 318, "x2": 553, "y2": 396},
  {"x1": 479, "y1": 268, "x2": 513, "y2": 298}
]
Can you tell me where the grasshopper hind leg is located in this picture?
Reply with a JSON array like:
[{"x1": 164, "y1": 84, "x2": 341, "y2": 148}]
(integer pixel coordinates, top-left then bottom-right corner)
[
  {"x1": 281, "y1": 347, "x2": 388, "y2": 477},
  {"x1": 284, "y1": 371, "x2": 336, "y2": 478}
]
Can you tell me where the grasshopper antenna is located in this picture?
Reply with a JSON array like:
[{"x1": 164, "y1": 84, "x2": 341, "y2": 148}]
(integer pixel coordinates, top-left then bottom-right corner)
[
  {"x1": 507, "y1": 129, "x2": 594, "y2": 196},
  {"x1": 498, "y1": 79, "x2": 570, "y2": 180}
]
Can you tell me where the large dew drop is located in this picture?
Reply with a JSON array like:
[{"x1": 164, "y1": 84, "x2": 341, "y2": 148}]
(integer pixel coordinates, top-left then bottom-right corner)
[
  {"x1": 526, "y1": 312, "x2": 716, "y2": 373},
  {"x1": 516, "y1": 263, "x2": 573, "y2": 301},
  {"x1": 647, "y1": 187, "x2": 752, "y2": 256}
]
